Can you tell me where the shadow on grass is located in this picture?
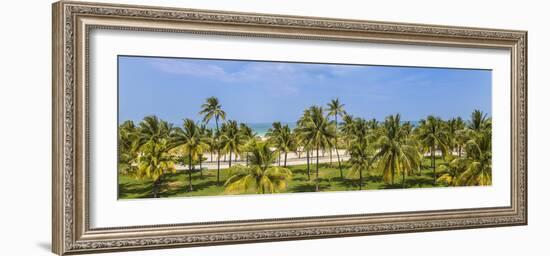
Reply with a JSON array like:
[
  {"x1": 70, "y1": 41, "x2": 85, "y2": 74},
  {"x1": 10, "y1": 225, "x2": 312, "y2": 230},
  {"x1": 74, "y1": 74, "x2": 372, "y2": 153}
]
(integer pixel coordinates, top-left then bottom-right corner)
[
  {"x1": 289, "y1": 180, "x2": 330, "y2": 192},
  {"x1": 161, "y1": 180, "x2": 220, "y2": 197},
  {"x1": 379, "y1": 173, "x2": 437, "y2": 189},
  {"x1": 406, "y1": 175, "x2": 435, "y2": 188},
  {"x1": 118, "y1": 181, "x2": 153, "y2": 198},
  {"x1": 334, "y1": 177, "x2": 359, "y2": 189}
]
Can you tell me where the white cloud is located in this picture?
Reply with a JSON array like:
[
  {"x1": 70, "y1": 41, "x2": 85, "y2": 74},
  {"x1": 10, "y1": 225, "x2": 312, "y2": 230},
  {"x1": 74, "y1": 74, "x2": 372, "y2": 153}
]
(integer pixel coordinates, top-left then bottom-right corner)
[
  {"x1": 151, "y1": 59, "x2": 228, "y2": 79},
  {"x1": 149, "y1": 58, "x2": 371, "y2": 96}
]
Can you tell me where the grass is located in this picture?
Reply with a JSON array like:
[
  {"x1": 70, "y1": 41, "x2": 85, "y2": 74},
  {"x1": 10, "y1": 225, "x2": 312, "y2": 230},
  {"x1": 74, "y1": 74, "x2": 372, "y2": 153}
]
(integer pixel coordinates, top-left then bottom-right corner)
[{"x1": 118, "y1": 157, "x2": 448, "y2": 199}]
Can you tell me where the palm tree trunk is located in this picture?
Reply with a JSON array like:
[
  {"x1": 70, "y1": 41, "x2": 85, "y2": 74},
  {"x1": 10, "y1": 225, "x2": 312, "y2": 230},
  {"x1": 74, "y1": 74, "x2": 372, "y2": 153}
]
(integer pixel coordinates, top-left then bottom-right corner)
[
  {"x1": 306, "y1": 150, "x2": 311, "y2": 180},
  {"x1": 359, "y1": 168, "x2": 363, "y2": 190},
  {"x1": 431, "y1": 147, "x2": 436, "y2": 185},
  {"x1": 391, "y1": 158, "x2": 395, "y2": 185},
  {"x1": 284, "y1": 152, "x2": 288, "y2": 167},
  {"x1": 188, "y1": 154, "x2": 193, "y2": 191},
  {"x1": 246, "y1": 153, "x2": 249, "y2": 166},
  {"x1": 329, "y1": 150, "x2": 333, "y2": 167},
  {"x1": 216, "y1": 151, "x2": 221, "y2": 185},
  {"x1": 199, "y1": 155, "x2": 203, "y2": 178},
  {"x1": 152, "y1": 178, "x2": 161, "y2": 198},
  {"x1": 229, "y1": 150, "x2": 232, "y2": 167},
  {"x1": 335, "y1": 142, "x2": 343, "y2": 179},
  {"x1": 316, "y1": 145, "x2": 320, "y2": 192},
  {"x1": 215, "y1": 119, "x2": 220, "y2": 185},
  {"x1": 278, "y1": 152, "x2": 281, "y2": 166},
  {"x1": 210, "y1": 151, "x2": 213, "y2": 163},
  {"x1": 418, "y1": 157, "x2": 422, "y2": 176},
  {"x1": 402, "y1": 169, "x2": 406, "y2": 188},
  {"x1": 334, "y1": 115, "x2": 343, "y2": 178}
]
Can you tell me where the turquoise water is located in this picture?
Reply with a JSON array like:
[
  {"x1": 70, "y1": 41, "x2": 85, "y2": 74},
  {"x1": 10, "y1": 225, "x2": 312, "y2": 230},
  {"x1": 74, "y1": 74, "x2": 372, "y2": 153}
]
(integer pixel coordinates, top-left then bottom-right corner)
[
  {"x1": 246, "y1": 122, "x2": 297, "y2": 137},
  {"x1": 246, "y1": 121, "x2": 419, "y2": 137}
]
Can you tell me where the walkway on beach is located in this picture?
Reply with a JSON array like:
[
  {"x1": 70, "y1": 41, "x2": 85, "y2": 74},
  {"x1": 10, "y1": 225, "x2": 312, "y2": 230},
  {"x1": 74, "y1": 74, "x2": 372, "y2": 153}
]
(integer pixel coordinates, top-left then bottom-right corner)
[{"x1": 176, "y1": 149, "x2": 349, "y2": 171}]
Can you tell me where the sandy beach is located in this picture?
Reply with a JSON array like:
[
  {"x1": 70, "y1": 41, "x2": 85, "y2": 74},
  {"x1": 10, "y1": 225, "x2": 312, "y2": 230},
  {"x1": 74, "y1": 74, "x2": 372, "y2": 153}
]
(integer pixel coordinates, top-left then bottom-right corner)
[{"x1": 176, "y1": 149, "x2": 349, "y2": 171}]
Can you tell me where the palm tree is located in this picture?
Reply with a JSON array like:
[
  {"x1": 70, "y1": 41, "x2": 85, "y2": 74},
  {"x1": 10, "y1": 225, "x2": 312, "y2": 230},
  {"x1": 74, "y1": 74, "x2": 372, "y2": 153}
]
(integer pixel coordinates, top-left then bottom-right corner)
[
  {"x1": 347, "y1": 118, "x2": 374, "y2": 189},
  {"x1": 295, "y1": 116, "x2": 312, "y2": 180},
  {"x1": 459, "y1": 126, "x2": 492, "y2": 185},
  {"x1": 446, "y1": 117, "x2": 465, "y2": 156},
  {"x1": 266, "y1": 122, "x2": 283, "y2": 165},
  {"x1": 202, "y1": 126, "x2": 215, "y2": 163},
  {"x1": 220, "y1": 120, "x2": 245, "y2": 168},
  {"x1": 173, "y1": 119, "x2": 208, "y2": 191},
  {"x1": 468, "y1": 109, "x2": 491, "y2": 132},
  {"x1": 200, "y1": 97, "x2": 226, "y2": 132},
  {"x1": 374, "y1": 114, "x2": 421, "y2": 187},
  {"x1": 137, "y1": 115, "x2": 175, "y2": 148},
  {"x1": 437, "y1": 156, "x2": 468, "y2": 186},
  {"x1": 197, "y1": 124, "x2": 210, "y2": 177},
  {"x1": 199, "y1": 97, "x2": 226, "y2": 184},
  {"x1": 118, "y1": 120, "x2": 139, "y2": 175},
  {"x1": 416, "y1": 116, "x2": 449, "y2": 184},
  {"x1": 327, "y1": 98, "x2": 346, "y2": 177},
  {"x1": 276, "y1": 125, "x2": 297, "y2": 167},
  {"x1": 225, "y1": 142, "x2": 292, "y2": 194},
  {"x1": 296, "y1": 106, "x2": 335, "y2": 191},
  {"x1": 239, "y1": 123, "x2": 257, "y2": 166},
  {"x1": 135, "y1": 139, "x2": 176, "y2": 198},
  {"x1": 340, "y1": 114, "x2": 355, "y2": 156}
]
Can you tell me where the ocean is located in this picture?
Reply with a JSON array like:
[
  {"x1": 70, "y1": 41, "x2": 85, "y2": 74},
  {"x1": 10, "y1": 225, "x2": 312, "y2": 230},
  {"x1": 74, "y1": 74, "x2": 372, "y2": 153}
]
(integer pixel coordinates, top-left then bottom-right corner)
[
  {"x1": 246, "y1": 121, "x2": 419, "y2": 137},
  {"x1": 246, "y1": 122, "x2": 297, "y2": 137}
]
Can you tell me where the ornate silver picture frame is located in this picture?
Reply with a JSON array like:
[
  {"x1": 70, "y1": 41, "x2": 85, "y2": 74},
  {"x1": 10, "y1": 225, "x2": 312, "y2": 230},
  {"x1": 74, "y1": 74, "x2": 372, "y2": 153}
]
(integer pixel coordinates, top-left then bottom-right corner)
[{"x1": 52, "y1": 1, "x2": 527, "y2": 255}]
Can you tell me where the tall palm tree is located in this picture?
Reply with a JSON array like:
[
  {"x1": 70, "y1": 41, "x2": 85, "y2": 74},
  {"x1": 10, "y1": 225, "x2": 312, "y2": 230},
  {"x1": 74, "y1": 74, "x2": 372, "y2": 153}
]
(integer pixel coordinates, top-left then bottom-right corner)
[
  {"x1": 468, "y1": 109, "x2": 490, "y2": 132},
  {"x1": 416, "y1": 116, "x2": 449, "y2": 184},
  {"x1": 135, "y1": 139, "x2": 176, "y2": 198},
  {"x1": 459, "y1": 127, "x2": 492, "y2": 185},
  {"x1": 220, "y1": 120, "x2": 245, "y2": 168},
  {"x1": 327, "y1": 98, "x2": 346, "y2": 177},
  {"x1": 276, "y1": 125, "x2": 297, "y2": 167},
  {"x1": 137, "y1": 115, "x2": 175, "y2": 148},
  {"x1": 374, "y1": 114, "x2": 421, "y2": 187},
  {"x1": 296, "y1": 106, "x2": 335, "y2": 191},
  {"x1": 446, "y1": 117, "x2": 465, "y2": 156},
  {"x1": 295, "y1": 115, "x2": 312, "y2": 181},
  {"x1": 266, "y1": 122, "x2": 283, "y2": 165},
  {"x1": 197, "y1": 124, "x2": 211, "y2": 177},
  {"x1": 455, "y1": 129, "x2": 469, "y2": 157},
  {"x1": 347, "y1": 118, "x2": 374, "y2": 189},
  {"x1": 202, "y1": 127, "x2": 215, "y2": 163},
  {"x1": 118, "y1": 120, "x2": 139, "y2": 175},
  {"x1": 239, "y1": 123, "x2": 257, "y2": 166},
  {"x1": 173, "y1": 119, "x2": 208, "y2": 191},
  {"x1": 200, "y1": 97, "x2": 226, "y2": 132},
  {"x1": 199, "y1": 97, "x2": 226, "y2": 184},
  {"x1": 224, "y1": 142, "x2": 292, "y2": 194},
  {"x1": 340, "y1": 114, "x2": 355, "y2": 156}
]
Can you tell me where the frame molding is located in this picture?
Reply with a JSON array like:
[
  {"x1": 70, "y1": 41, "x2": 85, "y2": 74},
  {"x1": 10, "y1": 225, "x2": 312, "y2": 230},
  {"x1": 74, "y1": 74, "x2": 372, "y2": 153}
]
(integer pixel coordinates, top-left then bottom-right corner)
[{"x1": 52, "y1": 1, "x2": 527, "y2": 255}]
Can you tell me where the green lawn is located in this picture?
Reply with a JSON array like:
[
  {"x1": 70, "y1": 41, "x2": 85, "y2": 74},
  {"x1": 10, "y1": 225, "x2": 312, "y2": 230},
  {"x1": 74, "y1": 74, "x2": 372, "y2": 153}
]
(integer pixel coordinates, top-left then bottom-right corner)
[{"x1": 118, "y1": 157, "x2": 448, "y2": 199}]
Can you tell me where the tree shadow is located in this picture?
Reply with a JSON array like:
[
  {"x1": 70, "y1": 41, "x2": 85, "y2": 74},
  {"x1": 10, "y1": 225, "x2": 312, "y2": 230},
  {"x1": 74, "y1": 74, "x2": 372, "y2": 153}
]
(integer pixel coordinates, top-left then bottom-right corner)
[
  {"x1": 335, "y1": 177, "x2": 358, "y2": 189},
  {"x1": 292, "y1": 176, "x2": 310, "y2": 182},
  {"x1": 161, "y1": 180, "x2": 219, "y2": 197},
  {"x1": 365, "y1": 175, "x2": 383, "y2": 183},
  {"x1": 118, "y1": 181, "x2": 153, "y2": 198},
  {"x1": 290, "y1": 181, "x2": 330, "y2": 192},
  {"x1": 380, "y1": 183, "x2": 405, "y2": 189},
  {"x1": 406, "y1": 175, "x2": 435, "y2": 188}
]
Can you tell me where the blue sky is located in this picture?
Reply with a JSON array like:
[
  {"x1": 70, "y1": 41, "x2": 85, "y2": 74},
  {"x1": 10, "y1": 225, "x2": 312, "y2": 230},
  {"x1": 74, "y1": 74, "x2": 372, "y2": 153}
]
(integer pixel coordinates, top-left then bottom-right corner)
[{"x1": 118, "y1": 56, "x2": 491, "y2": 125}]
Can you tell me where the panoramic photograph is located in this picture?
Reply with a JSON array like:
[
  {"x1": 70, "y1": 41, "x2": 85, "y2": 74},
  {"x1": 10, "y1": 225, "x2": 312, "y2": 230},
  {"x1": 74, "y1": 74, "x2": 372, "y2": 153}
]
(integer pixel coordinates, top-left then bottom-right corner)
[{"x1": 117, "y1": 56, "x2": 492, "y2": 199}]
